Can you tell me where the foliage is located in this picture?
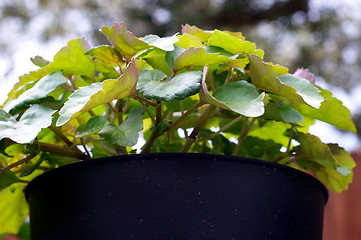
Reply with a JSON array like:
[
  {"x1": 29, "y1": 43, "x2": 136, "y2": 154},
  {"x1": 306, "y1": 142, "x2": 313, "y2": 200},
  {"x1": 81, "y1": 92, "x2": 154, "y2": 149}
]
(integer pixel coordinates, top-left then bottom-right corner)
[{"x1": 0, "y1": 22, "x2": 357, "y2": 234}]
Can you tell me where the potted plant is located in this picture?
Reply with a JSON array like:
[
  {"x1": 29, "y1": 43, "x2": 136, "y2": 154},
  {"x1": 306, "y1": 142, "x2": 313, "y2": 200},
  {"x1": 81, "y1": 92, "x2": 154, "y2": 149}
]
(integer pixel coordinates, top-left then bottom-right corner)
[{"x1": 0, "y1": 22, "x2": 357, "y2": 240}]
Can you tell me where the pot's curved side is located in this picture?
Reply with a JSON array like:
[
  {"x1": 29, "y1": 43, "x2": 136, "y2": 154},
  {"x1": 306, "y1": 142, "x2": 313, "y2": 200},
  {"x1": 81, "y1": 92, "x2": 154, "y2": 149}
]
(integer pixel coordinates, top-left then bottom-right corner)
[{"x1": 25, "y1": 153, "x2": 328, "y2": 240}]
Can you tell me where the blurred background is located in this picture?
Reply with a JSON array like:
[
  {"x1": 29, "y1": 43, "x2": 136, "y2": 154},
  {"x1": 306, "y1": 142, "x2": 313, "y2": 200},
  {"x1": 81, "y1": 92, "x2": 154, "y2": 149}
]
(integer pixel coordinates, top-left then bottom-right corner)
[{"x1": 0, "y1": 0, "x2": 360, "y2": 239}]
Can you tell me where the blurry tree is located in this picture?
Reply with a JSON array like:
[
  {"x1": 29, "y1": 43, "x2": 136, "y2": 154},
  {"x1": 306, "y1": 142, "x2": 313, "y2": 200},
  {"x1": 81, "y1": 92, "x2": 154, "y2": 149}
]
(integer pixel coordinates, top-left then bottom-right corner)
[{"x1": 2, "y1": 0, "x2": 361, "y2": 135}]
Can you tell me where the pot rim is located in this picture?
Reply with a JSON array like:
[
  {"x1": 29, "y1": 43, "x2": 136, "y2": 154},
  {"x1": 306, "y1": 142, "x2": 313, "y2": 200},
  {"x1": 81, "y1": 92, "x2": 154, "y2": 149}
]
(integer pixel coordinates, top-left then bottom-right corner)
[{"x1": 24, "y1": 153, "x2": 328, "y2": 203}]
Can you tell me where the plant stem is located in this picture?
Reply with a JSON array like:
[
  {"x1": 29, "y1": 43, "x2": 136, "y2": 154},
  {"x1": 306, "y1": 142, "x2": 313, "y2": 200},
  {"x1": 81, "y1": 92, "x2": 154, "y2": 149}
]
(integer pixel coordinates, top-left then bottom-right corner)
[
  {"x1": 225, "y1": 66, "x2": 233, "y2": 84},
  {"x1": 232, "y1": 118, "x2": 255, "y2": 156},
  {"x1": 117, "y1": 99, "x2": 123, "y2": 125},
  {"x1": 165, "y1": 102, "x2": 205, "y2": 132},
  {"x1": 131, "y1": 94, "x2": 157, "y2": 107},
  {"x1": 140, "y1": 101, "x2": 162, "y2": 153},
  {"x1": 37, "y1": 142, "x2": 86, "y2": 160},
  {"x1": 49, "y1": 125, "x2": 73, "y2": 146},
  {"x1": 271, "y1": 125, "x2": 294, "y2": 163},
  {"x1": 203, "y1": 115, "x2": 244, "y2": 140},
  {"x1": 0, "y1": 153, "x2": 38, "y2": 174},
  {"x1": 181, "y1": 105, "x2": 214, "y2": 153}
]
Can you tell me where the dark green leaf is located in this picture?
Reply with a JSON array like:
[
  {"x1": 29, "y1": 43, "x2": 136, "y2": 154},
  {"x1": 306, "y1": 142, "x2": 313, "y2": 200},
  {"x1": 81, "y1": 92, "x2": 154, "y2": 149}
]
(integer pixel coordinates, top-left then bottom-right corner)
[
  {"x1": 98, "y1": 108, "x2": 144, "y2": 146},
  {"x1": 19, "y1": 153, "x2": 47, "y2": 177},
  {"x1": 0, "y1": 171, "x2": 19, "y2": 192},
  {"x1": 75, "y1": 115, "x2": 109, "y2": 138},
  {"x1": 0, "y1": 139, "x2": 13, "y2": 158},
  {"x1": 138, "y1": 70, "x2": 202, "y2": 101}
]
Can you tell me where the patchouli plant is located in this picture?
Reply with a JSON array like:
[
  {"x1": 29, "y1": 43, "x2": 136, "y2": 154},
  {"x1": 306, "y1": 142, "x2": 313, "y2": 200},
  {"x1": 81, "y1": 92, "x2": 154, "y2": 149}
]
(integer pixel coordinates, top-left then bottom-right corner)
[{"x1": 0, "y1": 22, "x2": 357, "y2": 234}]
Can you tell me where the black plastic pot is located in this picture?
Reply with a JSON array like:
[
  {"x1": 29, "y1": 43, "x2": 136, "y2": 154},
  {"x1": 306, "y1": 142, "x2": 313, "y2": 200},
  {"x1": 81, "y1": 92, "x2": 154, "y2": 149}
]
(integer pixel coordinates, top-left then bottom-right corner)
[{"x1": 25, "y1": 153, "x2": 328, "y2": 240}]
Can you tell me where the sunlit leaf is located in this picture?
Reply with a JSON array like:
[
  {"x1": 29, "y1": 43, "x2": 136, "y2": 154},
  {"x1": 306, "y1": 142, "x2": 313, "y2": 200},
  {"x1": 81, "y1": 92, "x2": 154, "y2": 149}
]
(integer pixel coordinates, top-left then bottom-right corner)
[
  {"x1": 175, "y1": 33, "x2": 204, "y2": 49},
  {"x1": 43, "y1": 38, "x2": 95, "y2": 78},
  {"x1": 86, "y1": 45, "x2": 124, "y2": 66},
  {"x1": 138, "y1": 70, "x2": 202, "y2": 101},
  {"x1": 142, "y1": 34, "x2": 179, "y2": 51},
  {"x1": 141, "y1": 48, "x2": 172, "y2": 76},
  {"x1": 208, "y1": 29, "x2": 262, "y2": 57},
  {"x1": 101, "y1": 22, "x2": 150, "y2": 61},
  {"x1": 0, "y1": 184, "x2": 28, "y2": 234},
  {"x1": 297, "y1": 132, "x2": 337, "y2": 168},
  {"x1": 0, "y1": 105, "x2": 56, "y2": 144},
  {"x1": 57, "y1": 59, "x2": 145, "y2": 126},
  {"x1": 279, "y1": 74, "x2": 323, "y2": 109},
  {"x1": 5, "y1": 69, "x2": 50, "y2": 103},
  {"x1": 3, "y1": 71, "x2": 67, "y2": 114},
  {"x1": 295, "y1": 87, "x2": 357, "y2": 133},
  {"x1": 181, "y1": 24, "x2": 212, "y2": 42},
  {"x1": 98, "y1": 108, "x2": 144, "y2": 146},
  {"x1": 173, "y1": 47, "x2": 232, "y2": 71},
  {"x1": 297, "y1": 141, "x2": 356, "y2": 192},
  {"x1": 248, "y1": 121, "x2": 290, "y2": 146}
]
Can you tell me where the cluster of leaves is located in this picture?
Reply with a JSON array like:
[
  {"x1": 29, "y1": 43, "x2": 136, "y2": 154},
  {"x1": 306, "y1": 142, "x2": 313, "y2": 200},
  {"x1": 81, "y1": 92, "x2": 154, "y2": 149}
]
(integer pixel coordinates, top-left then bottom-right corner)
[{"x1": 0, "y1": 22, "x2": 357, "y2": 234}]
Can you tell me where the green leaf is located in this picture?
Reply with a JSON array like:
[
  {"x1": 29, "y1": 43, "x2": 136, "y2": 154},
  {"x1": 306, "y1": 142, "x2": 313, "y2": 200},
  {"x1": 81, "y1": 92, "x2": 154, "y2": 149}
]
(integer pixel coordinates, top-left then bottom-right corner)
[
  {"x1": 56, "y1": 83, "x2": 102, "y2": 126},
  {"x1": 208, "y1": 29, "x2": 262, "y2": 56},
  {"x1": 56, "y1": 59, "x2": 145, "y2": 126},
  {"x1": 0, "y1": 184, "x2": 28, "y2": 234},
  {"x1": 3, "y1": 71, "x2": 67, "y2": 114},
  {"x1": 86, "y1": 45, "x2": 124, "y2": 66},
  {"x1": 201, "y1": 77, "x2": 266, "y2": 117},
  {"x1": 137, "y1": 70, "x2": 202, "y2": 101},
  {"x1": 0, "y1": 171, "x2": 20, "y2": 192},
  {"x1": 248, "y1": 121, "x2": 290, "y2": 147},
  {"x1": 181, "y1": 24, "x2": 212, "y2": 43},
  {"x1": 141, "y1": 48, "x2": 172, "y2": 76},
  {"x1": 297, "y1": 141, "x2": 356, "y2": 192},
  {"x1": 101, "y1": 22, "x2": 150, "y2": 61},
  {"x1": 0, "y1": 139, "x2": 13, "y2": 158},
  {"x1": 142, "y1": 34, "x2": 179, "y2": 51},
  {"x1": 248, "y1": 54, "x2": 324, "y2": 109},
  {"x1": 43, "y1": 38, "x2": 95, "y2": 78},
  {"x1": 263, "y1": 101, "x2": 304, "y2": 124},
  {"x1": 75, "y1": 115, "x2": 109, "y2": 138},
  {"x1": 173, "y1": 47, "x2": 233, "y2": 71},
  {"x1": 19, "y1": 153, "x2": 47, "y2": 178},
  {"x1": 0, "y1": 105, "x2": 56, "y2": 144},
  {"x1": 165, "y1": 45, "x2": 184, "y2": 70},
  {"x1": 295, "y1": 87, "x2": 357, "y2": 133},
  {"x1": 98, "y1": 108, "x2": 144, "y2": 146},
  {"x1": 279, "y1": 74, "x2": 323, "y2": 109},
  {"x1": 5, "y1": 69, "x2": 50, "y2": 103},
  {"x1": 175, "y1": 33, "x2": 204, "y2": 49},
  {"x1": 297, "y1": 132, "x2": 337, "y2": 168}
]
